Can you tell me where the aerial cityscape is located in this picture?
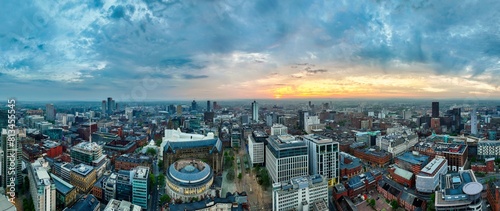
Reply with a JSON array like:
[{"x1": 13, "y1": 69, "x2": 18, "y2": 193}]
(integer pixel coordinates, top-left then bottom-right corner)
[{"x1": 2, "y1": 1, "x2": 500, "y2": 211}]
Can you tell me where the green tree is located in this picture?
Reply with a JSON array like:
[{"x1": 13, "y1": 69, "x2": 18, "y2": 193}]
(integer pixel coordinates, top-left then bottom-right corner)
[
  {"x1": 146, "y1": 148, "x2": 157, "y2": 156},
  {"x1": 368, "y1": 198, "x2": 376, "y2": 208},
  {"x1": 149, "y1": 173, "x2": 156, "y2": 186},
  {"x1": 158, "y1": 159, "x2": 164, "y2": 171},
  {"x1": 160, "y1": 194, "x2": 171, "y2": 205},
  {"x1": 390, "y1": 199, "x2": 399, "y2": 209},
  {"x1": 157, "y1": 174, "x2": 166, "y2": 188},
  {"x1": 238, "y1": 172, "x2": 242, "y2": 180},
  {"x1": 427, "y1": 193, "x2": 436, "y2": 211},
  {"x1": 226, "y1": 168, "x2": 235, "y2": 181},
  {"x1": 155, "y1": 138, "x2": 162, "y2": 147}
]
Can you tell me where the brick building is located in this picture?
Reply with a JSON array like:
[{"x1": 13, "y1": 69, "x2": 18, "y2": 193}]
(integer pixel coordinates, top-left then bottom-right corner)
[
  {"x1": 352, "y1": 148, "x2": 391, "y2": 167},
  {"x1": 487, "y1": 181, "x2": 500, "y2": 211},
  {"x1": 412, "y1": 142, "x2": 468, "y2": 171},
  {"x1": 339, "y1": 152, "x2": 363, "y2": 181},
  {"x1": 389, "y1": 166, "x2": 414, "y2": 188},
  {"x1": 471, "y1": 157, "x2": 495, "y2": 173},
  {"x1": 115, "y1": 154, "x2": 152, "y2": 171},
  {"x1": 395, "y1": 151, "x2": 430, "y2": 175}
]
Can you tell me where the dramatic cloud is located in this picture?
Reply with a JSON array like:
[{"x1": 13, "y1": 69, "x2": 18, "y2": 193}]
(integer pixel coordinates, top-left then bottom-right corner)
[{"x1": 1, "y1": 0, "x2": 500, "y2": 101}]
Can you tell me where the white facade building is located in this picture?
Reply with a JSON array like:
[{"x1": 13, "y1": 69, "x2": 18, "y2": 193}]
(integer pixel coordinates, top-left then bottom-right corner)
[
  {"x1": 271, "y1": 124, "x2": 288, "y2": 136},
  {"x1": 28, "y1": 158, "x2": 56, "y2": 211},
  {"x1": 266, "y1": 135, "x2": 308, "y2": 183},
  {"x1": 248, "y1": 133, "x2": 265, "y2": 165},
  {"x1": 303, "y1": 134, "x2": 339, "y2": 186},
  {"x1": 304, "y1": 115, "x2": 322, "y2": 134},
  {"x1": 377, "y1": 127, "x2": 418, "y2": 157},
  {"x1": 415, "y1": 156, "x2": 448, "y2": 193},
  {"x1": 272, "y1": 175, "x2": 328, "y2": 211},
  {"x1": 478, "y1": 140, "x2": 500, "y2": 159}
]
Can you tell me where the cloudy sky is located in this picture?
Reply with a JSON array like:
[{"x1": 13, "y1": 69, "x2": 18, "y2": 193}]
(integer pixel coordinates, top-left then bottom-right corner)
[{"x1": 1, "y1": 0, "x2": 500, "y2": 101}]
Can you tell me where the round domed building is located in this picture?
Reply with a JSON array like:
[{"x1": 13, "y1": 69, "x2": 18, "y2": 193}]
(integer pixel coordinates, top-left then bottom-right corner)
[{"x1": 166, "y1": 159, "x2": 214, "y2": 201}]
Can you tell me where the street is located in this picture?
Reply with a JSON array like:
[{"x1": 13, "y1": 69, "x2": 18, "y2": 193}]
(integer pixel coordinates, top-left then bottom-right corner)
[{"x1": 233, "y1": 139, "x2": 272, "y2": 210}]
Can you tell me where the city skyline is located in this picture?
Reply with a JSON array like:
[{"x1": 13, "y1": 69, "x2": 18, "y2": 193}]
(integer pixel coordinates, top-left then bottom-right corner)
[{"x1": 2, "y1": 1, "x2": 500, "y2": 101}]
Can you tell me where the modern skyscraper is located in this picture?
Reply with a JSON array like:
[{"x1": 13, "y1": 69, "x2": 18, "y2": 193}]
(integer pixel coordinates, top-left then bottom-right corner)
[
  {"x1": 107, "y1": 97, "x2": 114, "y2": 115},
  {"x1": 471, "y1": 108, "x2": 478, "y2": 135},
  {"x1": 303, "y1": 134, "x2": 340, "y2": 186},
  {"x1": 191, "y1": 100, "x2": 197, "y2": 111},
  {"x1": 252, "y1": 100, "x2": 259, "y2": 122},
  {"x1": 207, "y1": 100, "x2": 211, "y2": 112},
  {"x1": 28, "y1": 158, "x2": 56, "y2": 211},
  {"x1": 298, "y1": 110, "x2": 309, "y2": 130},
  {"x1": 131, "y1": 166, "x2": 149, "y2": 210},
  {"x1": 46, "y1": 104, "x2": 56, "y2": 121},
  {"x1": 266, "y1": 135, "x2": 308, "y2": 183},
  {"x1": 432, "y1": 102, "x2": 439, "y2": 118},
  {"x1": 101, "y1": 100, "x2": 107, "y2": 114}
]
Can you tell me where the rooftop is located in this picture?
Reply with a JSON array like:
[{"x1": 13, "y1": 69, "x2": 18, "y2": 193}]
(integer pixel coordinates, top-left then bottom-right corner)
[
  {"x1": 65, "y1": 194, "x2": 100, "y2": 211},
  {"x1": 396, "y1": 151, "x2": 429, "y2": 166},
  {"x1": 267, "y1": 135, "x2": 306, "y2": 150},
  {"x1": 168, "y1": 159, "x2": 212, "y2": 185},
  {"x1": 132, "y1": 166, "x2": 149, "y2": 179},
  {"x1": 340, "y1": 152, "x2": 361, "y2": 170},
  {"x1": 436, "y1": 170, "x2": 482, "y2": 206},
  {"x1": 51, "y1": 173, "x2": 75, "y2": 195},
  {"x1": 71, "y1": 164, "x2": 94, "y2": 176},
  {"x1": 104, "y1": 199, "x2": 141, "y2": 211},
  {"x1": 275, "y1": 175, "x2": 326, "y2": 192},
  {"x1": 420, "y1": 156, "x2": 447, "y2": 176},
  {"x1": 303, "y1": 134, "x2": 335, "y2": 144},
  {"x1": 392, "y1": 166, "x2": 413, "y2": 180},
  {"x1": 73, "y1": 141, "x2": 102, "y2": 152}
]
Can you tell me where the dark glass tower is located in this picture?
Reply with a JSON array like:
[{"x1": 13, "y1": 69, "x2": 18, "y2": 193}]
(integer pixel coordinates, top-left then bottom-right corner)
[{"x1": 432, "y1": 102, "x2": 439, "y2": 118}]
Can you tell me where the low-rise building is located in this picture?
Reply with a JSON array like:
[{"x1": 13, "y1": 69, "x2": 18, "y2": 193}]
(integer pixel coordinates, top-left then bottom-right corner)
[
  {"x1": 394, "y1": 151, "x2": 430, "y2": 175},
  {"x1": 415, "y1": 156, "x2": 448, "y2": 193},
  {"x1": 51, "y1": 173, "x2": 77, "y2": 208},
  {"x1": 352, "y1": 148, "x2": 391, "y2": 167},
  {"x1": 63, "y1": 194, "x2": 100, "y2": 211},
  {"x1": 104, "y1": 199, "x2": 141, "y2": 211},
  {"x1": 70, "y1": 164, "x2": 97, "y2": 194},
  {"x1": 478, "y1": 140, "x2": 500, "y2": 159},
  {"x1": 412, "y1": 142, "x2": 468, "y2": 171},
  {"x1": 434, "y1": 170, "x2": 483, "y2": 211},
  {"x1": 388, "y1": 165, "x2": 414, "y2": 188},
  {"x1": 471, "y1": 157, "x2": 495, "y2": 173},
  {"x1": 115, "y1": 154, "x2": 152, "y2": 171},
  {"x1": 487, "y1": 181, "x2": 500, "y2": 211},
  {"x1": 339, "y1": 152, "x2": 362, "y2": 181},
  {"x1": 272, "y1": 175, "x2": 328, "y2": 211}
]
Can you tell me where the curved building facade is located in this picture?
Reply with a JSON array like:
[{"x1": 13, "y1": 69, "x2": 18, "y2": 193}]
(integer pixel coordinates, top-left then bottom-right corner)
[{"x1": 166, "y1": 159, "x2": 214, "y2": 201}]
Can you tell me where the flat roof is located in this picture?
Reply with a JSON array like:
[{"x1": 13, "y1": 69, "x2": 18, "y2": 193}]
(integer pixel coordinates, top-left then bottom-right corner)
[
  {"x1": 71, "y1": 164, "x2": 94, "y2": 176},
  {"x1": 267, "y1": 135, "x2": 306, "y2": 150},
  {"x1": 421, "y1": 156, "x2": 446, "y2": 175},
  {"x1": 51, "y1": 173, "x2": 75, "y2": 195},
  {"x1": 397, "y1": 152, "x2": 429, "y2": 166}
]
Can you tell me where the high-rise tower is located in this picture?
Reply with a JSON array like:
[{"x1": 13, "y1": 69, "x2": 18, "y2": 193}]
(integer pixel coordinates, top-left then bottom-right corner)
[
  {"x1": 432, "y1": 102, "x2": 439, "y2": 118},
  {"x1": 252, "y1": 101, "x2": 259, "y2": 122}
]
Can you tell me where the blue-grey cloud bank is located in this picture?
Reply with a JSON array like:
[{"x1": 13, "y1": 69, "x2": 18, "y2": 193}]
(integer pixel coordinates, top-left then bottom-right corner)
[{"x1": 1, "y1": 0, "x2": 500, "y2": 100}]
